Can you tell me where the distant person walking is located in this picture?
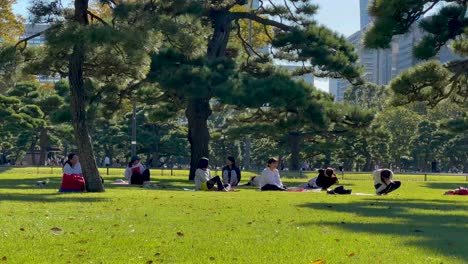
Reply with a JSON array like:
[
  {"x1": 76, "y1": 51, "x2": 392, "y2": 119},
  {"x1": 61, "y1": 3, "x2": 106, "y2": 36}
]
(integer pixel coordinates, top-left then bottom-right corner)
[{"x1": 104, "y1": 156, "x2": 110, "y2": 167}]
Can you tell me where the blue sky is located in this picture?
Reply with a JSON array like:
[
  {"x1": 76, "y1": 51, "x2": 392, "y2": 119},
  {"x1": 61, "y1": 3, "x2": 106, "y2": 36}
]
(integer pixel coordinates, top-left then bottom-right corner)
[{"x1": 13, "y1": 0, "x2": 361, "y2": 92}]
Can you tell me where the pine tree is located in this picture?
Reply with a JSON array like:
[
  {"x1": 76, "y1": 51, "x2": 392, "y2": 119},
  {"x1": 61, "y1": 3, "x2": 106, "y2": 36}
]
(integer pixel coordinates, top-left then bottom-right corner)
[
  {"x1": 147, "y1": 0, "x2": 363, "y2": 179},
  {"x1": 364, "y1": 0, "x2": 467, "y2": 107}
]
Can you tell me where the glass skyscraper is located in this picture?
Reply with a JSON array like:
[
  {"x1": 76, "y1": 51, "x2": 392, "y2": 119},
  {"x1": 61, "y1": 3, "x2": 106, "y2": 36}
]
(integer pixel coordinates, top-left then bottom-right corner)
[{"x1": 360, "y1": 0, "x2": 371, "y2": 29}]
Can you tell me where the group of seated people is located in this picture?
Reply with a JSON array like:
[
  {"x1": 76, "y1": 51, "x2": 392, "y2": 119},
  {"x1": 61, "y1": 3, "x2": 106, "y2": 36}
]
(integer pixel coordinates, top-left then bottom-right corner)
[
  {"x1": 59, "y1": 153, "x2": 151, "y2": 192},
  {"x1": 194, "y1": 156, "x2": 401, "y2": 195},
  {"x1": 59, "y1": 153, "x2": 401, "y2": 195}
]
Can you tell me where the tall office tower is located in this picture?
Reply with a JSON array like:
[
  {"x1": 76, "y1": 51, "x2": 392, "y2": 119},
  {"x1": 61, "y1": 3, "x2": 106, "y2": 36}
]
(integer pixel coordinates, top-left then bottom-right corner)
[
  {"x1": 20, "y1": 24, "x2": 60, "y2": 82},
  {"x1": 333, "y1": 26, "x2": 392, "y2": 102},
  {"x1": 251, "y1": 0, "x2": 259, "y2": 9},
  {"x1": 360, "y1": 0, "x2": 372, "y2": 29}
]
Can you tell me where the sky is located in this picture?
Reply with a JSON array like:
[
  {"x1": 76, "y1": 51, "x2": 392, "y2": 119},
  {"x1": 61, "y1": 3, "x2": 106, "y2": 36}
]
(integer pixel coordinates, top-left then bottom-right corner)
[{"x1": 13, "y1": 0, "x2": 361, "y2": 92}]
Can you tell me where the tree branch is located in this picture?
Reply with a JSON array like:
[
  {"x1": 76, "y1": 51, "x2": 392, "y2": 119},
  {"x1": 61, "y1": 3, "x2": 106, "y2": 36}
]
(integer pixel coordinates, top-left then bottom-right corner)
[
  {"x1": 87, "y1": 10, "x2": 109, "y2": 26},
  {"x1": 230, "y1": 12, "x2": 292, "y2": 31}
]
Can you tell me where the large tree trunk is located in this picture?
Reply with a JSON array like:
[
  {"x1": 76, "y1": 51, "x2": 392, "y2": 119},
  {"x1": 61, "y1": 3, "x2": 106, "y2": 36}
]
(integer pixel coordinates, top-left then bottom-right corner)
[
  {"x1": 288, "y1": 132, "x2": 301, "y2": 171},
  {"x1": 68, "y1": 0, "x2": 104, "y2": 192},
  {"x1": 29, "y1": 135, "x2": 39, "y2": 166},
  {"x1": 38, "y1": 127, "x2": 49, "y2": 166},
  {"x1": 186, "y1": 98, "x2": 212, "y2": 180},
  {"x1": 244, "y1": 138, "x2": 251, "y2": 170},
  {"x1": 184, "y1": 10, "x2": 230, "y2": 180}
]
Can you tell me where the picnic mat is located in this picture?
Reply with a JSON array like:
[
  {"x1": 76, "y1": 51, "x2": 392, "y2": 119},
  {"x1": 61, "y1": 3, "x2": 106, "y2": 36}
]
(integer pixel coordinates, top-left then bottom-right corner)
[{"x1": 111, "y1": 180, "x2": 129, "y2": 185}]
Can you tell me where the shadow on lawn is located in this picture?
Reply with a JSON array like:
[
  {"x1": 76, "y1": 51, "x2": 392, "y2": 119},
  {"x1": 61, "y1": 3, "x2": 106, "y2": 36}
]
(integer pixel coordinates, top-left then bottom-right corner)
[
  {"x1": 423, "y1": 182, "x2": 468, "y2": 190},
  {"x1": 0, "y1": 177, "x2": 62, "y2": 190},
  {"x1": 298, "y1": 198, "x2": 468, "y2": 261},
  {"x1": 0, "y1": 192, "x2": 108, "y2": 203}
]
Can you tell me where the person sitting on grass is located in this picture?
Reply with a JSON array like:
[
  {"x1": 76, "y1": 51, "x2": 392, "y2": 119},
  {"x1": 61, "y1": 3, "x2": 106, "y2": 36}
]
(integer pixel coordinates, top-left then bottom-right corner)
[
  {"x1": 59, "y1": 153, "x2": 85, "y2": 192},
  {"x1": 125, "y1": 155, "x2": 151, "y2": 185},
  {"x1": 222, "y1": 156, "x2": 241, "y2": 187},
  {"x1": 320, "y1": 168, "x2": 339, "y2": 189},
  {"x1": 373, "y1": 168, "x2": 401, "y2": 195},
  {"x1": 194, "y1": 157, "x2": 228, "y2": 191},
  {"x1": 259, "y1": 158, "x2": 287, "y2": 191},
  {"x1": 302, "y1": 168, "x2": 338, "y2": 190}
]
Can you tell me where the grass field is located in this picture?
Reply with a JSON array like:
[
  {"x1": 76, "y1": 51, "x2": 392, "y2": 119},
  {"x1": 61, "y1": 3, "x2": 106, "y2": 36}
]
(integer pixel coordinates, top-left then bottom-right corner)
[{"x1": 0, "y1": 167, "x2": 467, "y2": 264}]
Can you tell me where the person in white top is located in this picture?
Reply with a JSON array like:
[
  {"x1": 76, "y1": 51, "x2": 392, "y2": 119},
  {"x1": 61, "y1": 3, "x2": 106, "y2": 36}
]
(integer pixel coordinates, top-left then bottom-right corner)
[
  {"x1": 373, "y1": 169, "x2": 401, "y2": 195},
  {"x1": 59, "y1": 153, "x2": 86, "y2": 192},
  {"x1": 63, "y1": 153, "x2": 83, "y2": 175},
  {"x1": 125, "y1": 155, "x2": 150, "y2": 185},
  {"x1": 194, "y1": 157, "x2": 228, "y2": 191},
  {"x1": 104, "y1": 156, "x2": 110, "y2": 167},
  {"x1": 259, "y1": 158, "x2": 286, "y2": 191}
]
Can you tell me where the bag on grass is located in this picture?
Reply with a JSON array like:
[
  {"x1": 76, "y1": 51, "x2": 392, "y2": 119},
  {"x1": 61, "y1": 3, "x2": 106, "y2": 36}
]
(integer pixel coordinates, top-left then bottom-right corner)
[{"x1": 59, "y1": 173, "x2": 85, "y2": 192}]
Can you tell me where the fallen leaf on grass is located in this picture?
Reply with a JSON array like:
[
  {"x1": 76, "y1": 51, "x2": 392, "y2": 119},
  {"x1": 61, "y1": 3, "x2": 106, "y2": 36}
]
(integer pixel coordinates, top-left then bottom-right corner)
[
  {"x1": 348, "y1": 253, "x2": 356, "y2": 257},
  {"x1": 310, "y1": 259, "x2": 323, "y2": 264},
  {"x1": 176, "y1": 231, "x2": 184, "y2": 237}
]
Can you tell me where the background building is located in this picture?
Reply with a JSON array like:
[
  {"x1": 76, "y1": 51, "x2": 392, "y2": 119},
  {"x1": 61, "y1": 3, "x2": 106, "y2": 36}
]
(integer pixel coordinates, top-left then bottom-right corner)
[
  {"x1": 330, "y1": 3, "x2": 461, "y2": 102},
  {"x1": 360, "y1": 0, "x2": 372, "y2": 29},
  {"x1": 20, "y1": 24, "x2": 61, "y2": 83}
]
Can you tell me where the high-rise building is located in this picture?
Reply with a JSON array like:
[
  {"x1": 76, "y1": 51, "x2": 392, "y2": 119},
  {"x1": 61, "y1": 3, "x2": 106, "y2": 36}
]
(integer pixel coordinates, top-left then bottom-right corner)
[
  {"x1": 331, "y1": 4, "x2": 461, "y2": 102},
  {"x1": 278, "y1": 64, "x2": 314, "y2": 86},
  {"x1": 251, "y1": 0, "x2": 259, "y2": 9},
  {"x1": 20, "y1": 24, "x2": 60, "y2": 83},
  {"x1": 360, "y1": 0, "x2": 372, "y2": 29},
  {"x1": 392, "y1": 24, "x2": 460, "y2": 78},
  {"x1": 331, "y1": 25, "x2": 392, "y2": 101},
  {"x1": 20, "y1": 24, "x2": 48, "y2": 46}
]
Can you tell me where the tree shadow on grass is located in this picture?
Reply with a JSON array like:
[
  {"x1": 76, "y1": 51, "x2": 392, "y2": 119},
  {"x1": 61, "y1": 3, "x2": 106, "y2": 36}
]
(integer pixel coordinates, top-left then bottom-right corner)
[
  {"x1": 0, "y1": 192, "x2": 108, "y2": 203},
  {"x1": 0, "y1": 177, "x2": 62, "y2": 190},
  {"x1": 298, "y1": 198, "x2": 468, "y2": 261},
  {"x1": 0, "y1": 166, "x2": 14, "y2": 174},
  {"x1": 424, "y1": 182, "x2": 468, "y2": 190}
]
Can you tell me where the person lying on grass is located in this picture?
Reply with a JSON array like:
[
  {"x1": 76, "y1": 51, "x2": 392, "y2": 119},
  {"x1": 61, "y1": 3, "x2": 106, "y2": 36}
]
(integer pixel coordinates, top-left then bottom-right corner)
[
  {"x1": 125, "y1": 155, "x2": 151, "y2": 185},
  {"x1": 194, "y1": 157, "x2": 229, "y2": 191},
  {"x1": 259, "y1": 158, "x2": 287, "y2": 191},
  {"x1": 301, "y1": 168, "x2": 339, "y2": 190},
  {"x1": 373, "y1": 169, "x2": 401, "y2": 195}
]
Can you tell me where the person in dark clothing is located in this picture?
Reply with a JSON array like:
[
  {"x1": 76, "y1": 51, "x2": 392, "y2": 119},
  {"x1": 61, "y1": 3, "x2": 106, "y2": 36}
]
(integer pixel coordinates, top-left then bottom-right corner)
[
  {"x1": 222, "y1": 156, "x2": 241, "y2": 186},
  {"x1": 302, "y1": 168, "x2": 339, "y2": 190},
  {"x1": 125, "y1": 155, "x2": 151, "y2": 185}
]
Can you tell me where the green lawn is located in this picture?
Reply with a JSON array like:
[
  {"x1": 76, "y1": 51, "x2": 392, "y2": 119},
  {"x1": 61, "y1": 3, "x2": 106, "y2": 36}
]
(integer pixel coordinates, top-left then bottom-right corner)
[{"x1": 0, "y1": 167, "x2": 467, "y2": 264}]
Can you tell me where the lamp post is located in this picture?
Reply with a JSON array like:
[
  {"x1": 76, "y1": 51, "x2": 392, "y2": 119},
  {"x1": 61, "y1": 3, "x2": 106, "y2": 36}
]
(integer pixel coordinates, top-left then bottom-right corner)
[{"x1": 131, "y1": 99, "x2": 137, "y2": 156}]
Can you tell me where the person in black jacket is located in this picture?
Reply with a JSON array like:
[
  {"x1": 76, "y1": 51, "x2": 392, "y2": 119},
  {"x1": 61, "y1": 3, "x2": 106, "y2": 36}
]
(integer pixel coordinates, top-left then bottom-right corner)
[
  {"x1": 302, "y1": 168, "x2": 339, "y2": 190},
  {"x1": 222, "y1": 156, "x2": 241, "y2": 186}
]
